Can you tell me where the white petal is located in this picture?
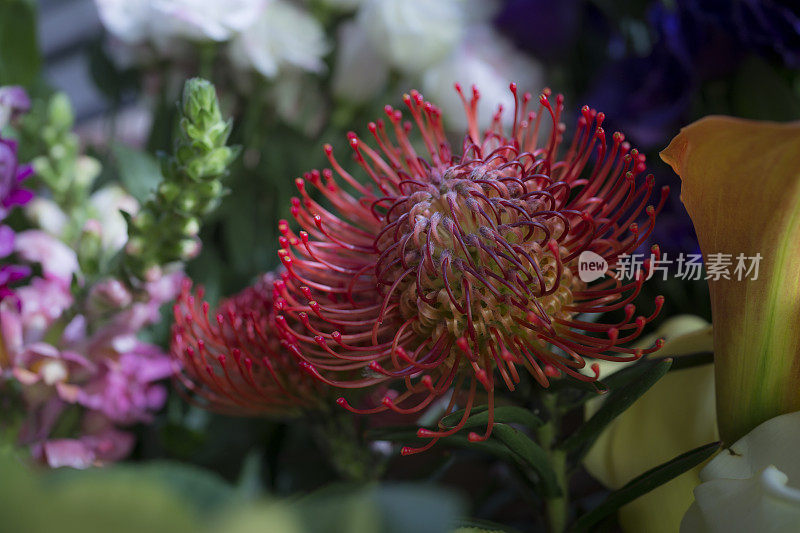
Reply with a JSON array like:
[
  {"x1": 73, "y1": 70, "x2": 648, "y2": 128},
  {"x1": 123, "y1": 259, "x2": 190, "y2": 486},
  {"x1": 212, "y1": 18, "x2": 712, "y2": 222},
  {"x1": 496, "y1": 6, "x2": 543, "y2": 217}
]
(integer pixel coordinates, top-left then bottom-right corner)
[
  {"x1": 94, "y1": 0, "x2": 152, "y2": 44},
  {"x1": 25, "y1": 198, "x2": 68, "y2": 237},
  {"x1": 421, "y1": 26, "x2": 544, "y2": 132},
  {"x1": 358, "y1": 0, "x2": 466, "y2": 74},
  {"x1": 682, "y1": 410, "x2": 800, "y2": 532},
  {"x1": 229, "y1": 0, "x2": 328, "y2": 78},
  {"x1": 332, "y1": 21, "x2": 389, "y2": 103}
]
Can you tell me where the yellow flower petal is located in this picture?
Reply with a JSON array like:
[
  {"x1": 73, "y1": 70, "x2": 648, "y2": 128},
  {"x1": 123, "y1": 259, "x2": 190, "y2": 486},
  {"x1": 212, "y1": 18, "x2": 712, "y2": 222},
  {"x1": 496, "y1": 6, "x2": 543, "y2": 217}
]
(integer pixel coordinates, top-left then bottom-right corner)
[
  {"x1": 584, "y1": 316, "x2": 716, "y2": 533},
  {"x1": 661, "y1": 116, "x2": 800, "y2": 444}
]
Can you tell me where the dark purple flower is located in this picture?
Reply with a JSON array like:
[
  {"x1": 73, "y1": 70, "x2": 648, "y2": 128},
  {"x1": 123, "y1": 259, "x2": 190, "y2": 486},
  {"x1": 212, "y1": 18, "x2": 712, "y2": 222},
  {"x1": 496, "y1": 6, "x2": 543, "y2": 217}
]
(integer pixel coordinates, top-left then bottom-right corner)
[
  {"x1": 686, "y1": 0, "x2": 800, "y2": 68},
  {"x1": 494, "y1": 0, "x2": 581, "y2": 60},
  {"x1": 584, "y1": 48, "x2": 695, "y2": 150},
  {"x1": 654, "y1": 1, "x2": 745, "y2": 79},
  {"x1": 738, "y1": 1, "x2": 800, "y2": 68},
  {"x1": 0, "y1": 137, "x2": 34, "y2": 220},
  {"x1": 0, "y1": 264, "x2": 30, "y2": 301}
]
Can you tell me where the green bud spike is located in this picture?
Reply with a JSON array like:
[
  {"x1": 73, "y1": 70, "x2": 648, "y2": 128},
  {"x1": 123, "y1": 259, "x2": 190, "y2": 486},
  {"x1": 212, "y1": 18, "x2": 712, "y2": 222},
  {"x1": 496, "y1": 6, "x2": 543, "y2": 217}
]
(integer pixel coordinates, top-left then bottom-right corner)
[{"x1": 123, "y1": 78, "x2": 238, "y2": 278}]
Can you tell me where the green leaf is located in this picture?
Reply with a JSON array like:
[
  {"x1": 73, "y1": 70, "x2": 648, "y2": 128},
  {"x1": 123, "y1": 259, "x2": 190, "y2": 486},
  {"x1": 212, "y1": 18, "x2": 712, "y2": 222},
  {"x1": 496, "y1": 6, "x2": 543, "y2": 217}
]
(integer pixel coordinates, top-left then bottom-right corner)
[
  {"x1": 0, "y1": 0, "x2": 41, "y2": 86},
  {"x1": 668, "y1": 351, "x2": 713, "y2": 372},
  {"x1": 50, "y1": 461, "x2": 236, "y2": 516},
  {"x1": 112, "y1": 143, "x2": 163, "y2": 202},
  {"x1": 454, "y1": 518, "x2": 524, "y2": 533},
  {"x1": 558, "y1": 358, "x2": 673, "y2": 460},
  {"x1": 569, "y1": 441, "x2": 722, "y2": 532},
  {"x1": 492, "y1": 423, "x2": 561, "y2": 497},
  {"x1": 88, "y1": 39, "x2": 139, "y2": 102},
  {"x1": 732, "y1": 55, "x2": 800, "y2": 121},
  {"x1": 1, "y1": 455, "x2": 202, "y2": 533},
  {"x1": 292, "y1": 484, "x2": 465, "y2": 533},
  {"x1": 439, "y1": 405, "x2": 544, "y2": 431},
  {"x1": 365, "y1": 427, "x2": 517, "y2": 462},
  {"x1": 367, "y1": 484, "x2": 464, "y2": 533}
]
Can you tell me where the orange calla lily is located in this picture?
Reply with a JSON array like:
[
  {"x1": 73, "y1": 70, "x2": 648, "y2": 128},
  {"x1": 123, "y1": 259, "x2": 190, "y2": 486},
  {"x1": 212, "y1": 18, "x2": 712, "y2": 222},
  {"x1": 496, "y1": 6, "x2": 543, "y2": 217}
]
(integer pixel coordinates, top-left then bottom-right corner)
[{"x1": 661, "y1": 116, "x2": 800, "y2": 444}]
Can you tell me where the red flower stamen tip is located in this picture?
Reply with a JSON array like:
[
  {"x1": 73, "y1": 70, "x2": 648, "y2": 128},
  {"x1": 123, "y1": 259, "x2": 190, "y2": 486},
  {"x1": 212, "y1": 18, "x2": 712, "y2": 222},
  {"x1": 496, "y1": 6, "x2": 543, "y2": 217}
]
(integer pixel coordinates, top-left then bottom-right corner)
[
  {"x1": 417, "y1": 428, "x2": 435, "y2": 438},
  {"x1": 544, "y1": 364, "x2": 561, "y2": 378},
  {"x1": 475, "y1": 369, "x2": 493, "y2": 391},
  {"x1": 468, "y1": 431, "x2": 488, "y2": 443},
  {"x1": 276, "y1": 83, "x2": 667, "y2": 451},
  {"x1": 396, "y1": 346, "x2": 412, "y2": 363},
  {"x1": 420, "y1": 375, "x2": 434, "y2": 392}
]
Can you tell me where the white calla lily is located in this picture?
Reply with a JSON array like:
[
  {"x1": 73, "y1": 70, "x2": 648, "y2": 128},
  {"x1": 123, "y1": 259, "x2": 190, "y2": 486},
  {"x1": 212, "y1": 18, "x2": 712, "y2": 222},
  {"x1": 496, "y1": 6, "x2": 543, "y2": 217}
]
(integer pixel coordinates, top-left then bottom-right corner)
[{"x1": 681, "y1": 410, "x2": 800, "y2": 533}]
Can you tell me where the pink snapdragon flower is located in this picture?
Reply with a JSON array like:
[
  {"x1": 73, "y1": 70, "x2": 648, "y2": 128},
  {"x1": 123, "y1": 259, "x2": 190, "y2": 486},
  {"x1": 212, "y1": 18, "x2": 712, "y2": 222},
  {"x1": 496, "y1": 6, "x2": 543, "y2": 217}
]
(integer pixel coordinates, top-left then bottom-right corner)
[{"x1": 0, "y1": 232, "x2": 183, "y2": 467}]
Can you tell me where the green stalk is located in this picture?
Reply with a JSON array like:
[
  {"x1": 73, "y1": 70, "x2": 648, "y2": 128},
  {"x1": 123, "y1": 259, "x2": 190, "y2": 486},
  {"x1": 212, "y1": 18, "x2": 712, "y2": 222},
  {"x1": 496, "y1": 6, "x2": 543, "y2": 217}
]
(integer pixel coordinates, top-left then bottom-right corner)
[
  {"x1": 309, "y1": 409, "x2": 385, "y2": 483},
  {"x1": 538, "y1": 394, "x2": 568, "y2": 533}
]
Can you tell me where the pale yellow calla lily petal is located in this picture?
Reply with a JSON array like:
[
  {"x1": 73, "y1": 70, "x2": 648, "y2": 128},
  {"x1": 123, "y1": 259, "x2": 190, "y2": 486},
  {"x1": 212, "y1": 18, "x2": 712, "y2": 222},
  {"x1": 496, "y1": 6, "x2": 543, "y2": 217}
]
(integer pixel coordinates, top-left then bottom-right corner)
[
  {"x1": 584, "y1": 315, "x2": 716, "y2": 533},
  {"x1": 661, "y1": 117, "x2": 800, "y2": 445}
]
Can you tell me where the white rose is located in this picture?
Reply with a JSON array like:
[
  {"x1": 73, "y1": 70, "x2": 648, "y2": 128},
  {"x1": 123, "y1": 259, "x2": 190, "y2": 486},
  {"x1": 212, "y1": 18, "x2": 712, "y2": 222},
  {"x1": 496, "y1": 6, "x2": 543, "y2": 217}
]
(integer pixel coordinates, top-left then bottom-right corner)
[
  {"x1": 94, "y1": 0, "x2": 151, "y2": 44},
  {"x1": 150, "y1": 0, "x2": 264, "y2": 43},
  {"x1": 421, "y1": 26, "x2": 544, "y2": 132},
  {"x1": 681, "y1": 410, "x2": 800, "y2": 533},
  {"x1": 229, "y1": 0, "x2": 328, "y2": 78},
  {"x1": 331, "y1": 21, "x2": 389, "y2": 103},
  {"x1": 357, "y1": 0, "x2": 467, "y2": 74},
  {"x1": 94, "y1": 0, "x2": 264, "y2": 45}
]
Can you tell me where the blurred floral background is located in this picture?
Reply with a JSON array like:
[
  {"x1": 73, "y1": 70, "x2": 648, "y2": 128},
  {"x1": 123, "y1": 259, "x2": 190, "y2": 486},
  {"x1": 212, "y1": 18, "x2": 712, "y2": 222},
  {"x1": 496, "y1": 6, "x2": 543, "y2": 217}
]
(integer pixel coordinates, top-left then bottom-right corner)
[{"x1": 1, "y1": 0, "x2": 799, "y2": 532}]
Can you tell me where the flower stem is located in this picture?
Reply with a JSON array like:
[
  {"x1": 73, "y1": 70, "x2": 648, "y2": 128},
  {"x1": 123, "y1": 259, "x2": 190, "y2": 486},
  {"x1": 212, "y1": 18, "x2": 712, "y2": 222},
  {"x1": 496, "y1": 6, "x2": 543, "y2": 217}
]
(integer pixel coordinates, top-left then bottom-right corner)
[
  {"x1": 310, "y1": 409, "x2": 385, "y2": 483},
  {"x1": 538, "y1": 394, "x2": 568, "y2": 533}
]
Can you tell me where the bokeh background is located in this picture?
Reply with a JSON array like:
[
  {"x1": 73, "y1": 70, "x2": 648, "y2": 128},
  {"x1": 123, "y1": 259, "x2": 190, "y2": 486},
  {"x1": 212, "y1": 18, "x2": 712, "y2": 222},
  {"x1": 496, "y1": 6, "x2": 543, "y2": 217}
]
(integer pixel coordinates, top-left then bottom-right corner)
[{"x1": 2, "y1": 0, "x2": 799, "y2": 531}]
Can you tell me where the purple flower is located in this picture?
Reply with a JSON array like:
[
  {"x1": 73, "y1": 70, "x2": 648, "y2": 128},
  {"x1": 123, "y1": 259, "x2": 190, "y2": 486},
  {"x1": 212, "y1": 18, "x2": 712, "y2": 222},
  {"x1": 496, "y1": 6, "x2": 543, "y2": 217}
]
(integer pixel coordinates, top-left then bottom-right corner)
[
  {"x1": 0, "y1": 233, "x2": 29, "y2": 302},
  {"x1": 1, "y1": 263, "x2": 180, "y2": 467},
  {"x1": 687, "y1": 0, "x2": 800, "y2": 69},
  {"x1": 78, "y1": 344, "x2": 172, "y2": 425},
  {"x1": 0, "y1": 137, "x2": 34, "y2": 221},
  {"x1": 0, "y1": 86, "x2": 31, "y2": 125},
  {"x1": 0, "y1": 263, "x2": 29, "y2": 302},
  {"x1": 654, "y1": 1, "x2": 745, "y2": 80},
  {"x1": 494, "y1": 0, "x2": 581, "y2": 60},
  {"x1": 11, "y1": 343, "x2": 93, "y2": 405},
  {"x1": 34, "y1": 422, "x2": 135, "y2": 469},
  {"x1": 14, "y1": 277, "x2": 74, "y2": 343},
  {"x1": 0, "y1": 92, "x2": 33, "y2": 303},
  {"x1": 584, "y1": 48, "x2": 695, "y2": 150}
]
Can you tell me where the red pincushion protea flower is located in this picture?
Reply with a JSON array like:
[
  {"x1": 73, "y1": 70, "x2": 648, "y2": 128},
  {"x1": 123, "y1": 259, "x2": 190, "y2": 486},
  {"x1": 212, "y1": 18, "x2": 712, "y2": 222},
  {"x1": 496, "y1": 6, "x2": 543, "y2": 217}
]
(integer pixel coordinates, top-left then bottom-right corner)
[
  {"x1": 274, "y1": 84, "x2": 668, "y2": 453},
  {"x1": 171, "y1": 273, "x2": 325, "y2": 417}
]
